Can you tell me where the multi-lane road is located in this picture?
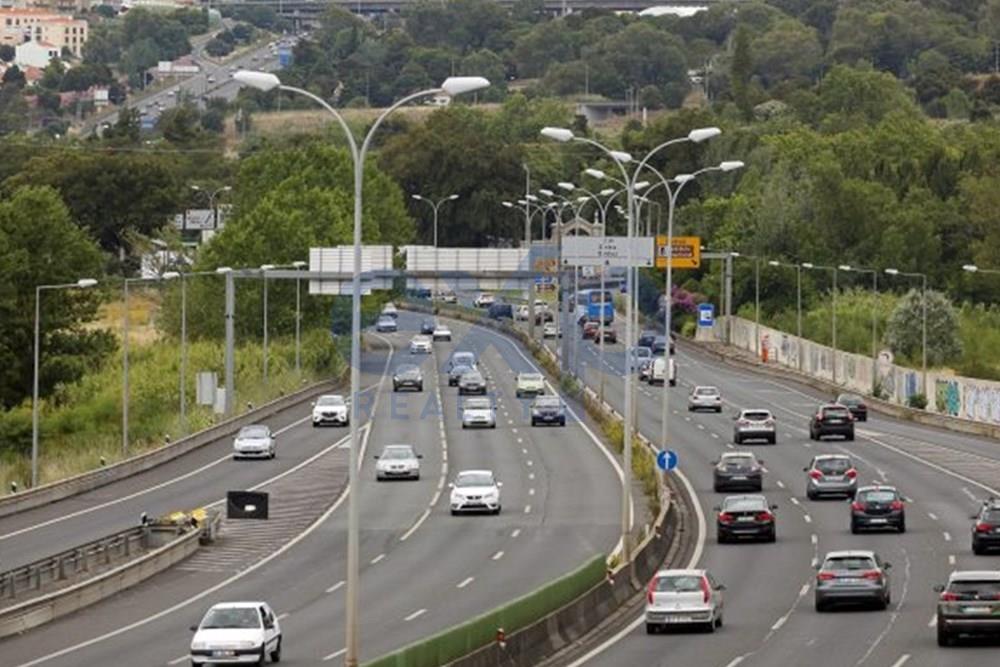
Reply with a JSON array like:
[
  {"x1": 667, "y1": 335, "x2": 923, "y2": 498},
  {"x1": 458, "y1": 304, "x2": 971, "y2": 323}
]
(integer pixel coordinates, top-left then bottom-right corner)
[
  {"x1": 517, "y1": 305, "x2": 1000, "y2": 667},
  {"x1": 1, "y1": 311, "x2": 621, "y2": 666}
]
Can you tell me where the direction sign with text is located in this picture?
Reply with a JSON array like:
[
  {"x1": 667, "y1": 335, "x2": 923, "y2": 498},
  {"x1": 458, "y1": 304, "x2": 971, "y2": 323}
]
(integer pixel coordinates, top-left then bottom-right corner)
[
  {"x1": 655, "y1": 236, "x2": 701, "y2": 269},
  {"x1": 562, "y1": 236, "x2": 655, "y2": 267}
]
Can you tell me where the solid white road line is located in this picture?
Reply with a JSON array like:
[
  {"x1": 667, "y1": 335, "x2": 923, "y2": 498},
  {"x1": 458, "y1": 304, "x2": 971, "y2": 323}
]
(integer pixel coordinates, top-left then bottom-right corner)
[
  {"x1": 323, "y1": 648, "x2": 347, "y2": 661},
  {"x1": 929, "y1": 614, "x2": 937, "y2": 627},
  {"x1": 167, "y1": 656, "x2": 188, "y2": 666},
  {"x1": 404, "y1": 608, "x2": 427, "y2": 622},
  {"x1": 399, "y1": 508, "x2": 431, "y2": 542},
  {"x1": 889, "y1": 655, "x2": 910, "y2": 667},
  {"x1": 771, "y1": 615, "x2": 788, "y2": 631},
  {"x1": 325, "y1": 580, "x2": 345, "y2": 594},
  {"x1": 457, "y1": 576, "x2": 474, "y2": 589},
  {"x1": 724, "y1": 657, "x2": 745, "y2": 667},
  {"x1": 524, "y1": 505, "x2": 531, "y2": 514}
]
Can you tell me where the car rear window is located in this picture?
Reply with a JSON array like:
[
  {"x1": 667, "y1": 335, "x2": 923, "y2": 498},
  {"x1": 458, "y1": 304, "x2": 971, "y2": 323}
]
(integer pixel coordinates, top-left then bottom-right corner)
[
  {"x1": 240, "y1": 426, "x2": 268, "y2": 438},
  {"x1": 464, "y1": 398, "x2": 491, "y2": 409},
  {"x1": 535, "y1": 397, "x2": 561, "y2": 407},
  {"x1": 982, "y1": 509, "x2": 1000, "y2": 523},
  {"x1": 859, "y1": 490, "x2": 897, "y2": 503},
  {"x1": 720, "y1": 456, "x2": 754, "y2": 467},
  {"x1": 653, "y1": 575, "x2": 704, "y2": 592},
  {"x1": 696, "y1": 387, "x2": 718, "y2": 396},
  {"x1": 838, "y1": 395, "x2": 862, "y2": 405},
  {"x1": 824, "y1": 557, "x2": 876, "y2": 571},
  {"x1": 722, "y1": 497, "x2": 766, "y2": 512},
  {"x1": 520, "y1": 373, "x2": 543, "y2": 382},
  {"x1": 823, "y1": 407, "x2": 851, "y2": 418},
  {"x1": 947, "y1": 581, "x2": 1000, "y2": 598},
  {"x1": 742, "y1": 411, "x2": 771, "y2": 421},
  {"x1": 815, "y1": 458, "x2": 850, "y2": 474}
]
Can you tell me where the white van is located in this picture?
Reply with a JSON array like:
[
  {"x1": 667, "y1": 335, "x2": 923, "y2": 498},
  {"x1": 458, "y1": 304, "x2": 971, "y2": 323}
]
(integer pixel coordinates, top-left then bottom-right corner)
[{"x1": 650, "y1": 357, "x2": 676, "y2": 386}]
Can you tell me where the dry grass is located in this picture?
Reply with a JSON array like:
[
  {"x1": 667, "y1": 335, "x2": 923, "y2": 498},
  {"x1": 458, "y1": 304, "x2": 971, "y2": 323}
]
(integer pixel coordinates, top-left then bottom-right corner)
[{"x1": 87, "y1": 291, "x2": 163, "y2": 345}]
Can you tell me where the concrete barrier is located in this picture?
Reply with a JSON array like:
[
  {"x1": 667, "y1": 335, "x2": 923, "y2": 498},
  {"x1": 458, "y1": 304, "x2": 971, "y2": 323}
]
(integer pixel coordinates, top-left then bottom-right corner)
[
  {"x1": 0, "y1": 370, "x2": 349, "y2": 519},
  {"x1": 0, "y1": 523, "x2": 202, "y2": 638}
]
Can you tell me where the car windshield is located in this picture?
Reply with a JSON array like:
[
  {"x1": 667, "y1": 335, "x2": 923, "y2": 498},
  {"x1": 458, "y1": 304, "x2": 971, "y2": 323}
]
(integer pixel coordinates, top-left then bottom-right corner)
[
  {"x1": 947, "y1": 581, "x2": 1000, "y2": 598},
  {"x1": 520, "y1": 373, "x2": 543, "y2": 382},
  {"x1": 720, "y1": 456, "x2": 755, "y2": 467},
  {"x1": 451, "y1": 364, "x2": 472, "y2": 376},
  {"x1": 461, "y1": 372, "x2": 483, "y2": 382},
  {"x1": 464, "y1": 398, "x2": 491, "y2": 410},
  {"x1": 742, "y1": 411, "x2": 771, "y2": 421},
  {"x1": 456, "y1": 473, "x2": 493, "y2": 487},
  {"x1": 316, "y1": 396, "x2": 344, "y2": 407},
  {"x1": 859, "y1": 490, "x2": 897, "y2": 503},
  {"x1": 838, "y1": 395, "x2": 862, "y2": 405},
  {"x1": 815, "y1": 458, "x2": 851, "y2": 474},
  {"x1": 823, "y1": 407, "x2": 851, "y2": 418},
  {"x1": 378, "y1": 315, "x2": 393, "y2": 323},
  {"x1": 535, "y1": 397, "x2": 561, "y2": 408},
  {"x1": 634, "y1": 347, "x2": 651, "y2": 358},
  {"x1": 653, "y1": 575, "x2": 704, "y2": 593},
  {"x1": 382, "y1": 447, "x2": 414, "y2": 460},
  {"x1": 201, "y1": 607, "x2": 261, "y2": 629},
  {"x1": 824, "y1": 556, "x2": 877, "y2": 571},
  {"x1": 453, "y1": 353, "x2": 475, "y2": 366},
  {"x1": 722, "y1": 497, "x2": 766, "y2": 511},
  {"x1": 696, "y1": 387, "x2": 719, "y2": 396},
  {"x1": 397, "y1": 365, "x2": 419, "y2": 375},
  {"x1": 239, "y1": 426, "x2": 268, "y2": 438}
]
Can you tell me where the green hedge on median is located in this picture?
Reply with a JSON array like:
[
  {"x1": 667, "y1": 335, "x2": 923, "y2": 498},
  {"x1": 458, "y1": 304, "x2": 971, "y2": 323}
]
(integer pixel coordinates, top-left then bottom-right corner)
[{"x1": 363, "y1": 555, "x2": 606, "y2": 667}]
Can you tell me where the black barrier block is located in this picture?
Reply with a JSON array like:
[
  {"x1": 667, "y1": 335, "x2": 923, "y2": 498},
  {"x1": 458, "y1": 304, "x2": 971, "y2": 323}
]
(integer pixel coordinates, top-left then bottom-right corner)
[{"x1": 227, "y1": 491, "x2": 269, "y2": 519}]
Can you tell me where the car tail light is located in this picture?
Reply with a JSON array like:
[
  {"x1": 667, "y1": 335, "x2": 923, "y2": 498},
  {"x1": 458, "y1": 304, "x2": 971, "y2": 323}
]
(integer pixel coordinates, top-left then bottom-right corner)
[
  {"x1": 861, "y1": 570, "x2": 882, "y2": 581},
  {"x1": 890, "y1": 500, "x2": 904, "y2": 511},
  {"x1": 765, "y1": 419, "x2": 775, "y2": 427},
  {"x1": 817, "y1": 572, "x2": 836, "y2": 581},
  {"x1": 808, "y1": 470, "x2": 823, "y2": 480},
  {"x1": 851, "y1": 501, "x2": 864, "y2": 512},
  {"x1": 700, "y1": 577, "x2": 711, "y2": 604},
  {"x1": 940, "y1": 591, "x2": 959, "y2": 602},
  {"x1": 738, "y1": 420, "x2": 750, "y2": 426},
  {"x1": 976, "y1": 522, "x2": 994, "y2": 533},
  {"x1": 845, "y1": 469, "x2": 857, "y2": 479},
  {"x1": 647, "y1": 577, "x2": 657, "y2": 604},
  {"x1": 718, "y1": 512, "x2": 734, "y2": 524},
  {"x1": 755, "y1": 511, "x2": 774, "y2": 522}
]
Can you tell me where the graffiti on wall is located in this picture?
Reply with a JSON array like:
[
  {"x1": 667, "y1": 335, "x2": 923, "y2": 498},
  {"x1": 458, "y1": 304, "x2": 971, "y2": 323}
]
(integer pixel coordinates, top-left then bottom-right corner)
[
  {"x1": 963, "y1": 384, "x2": 1000, "y2": 424},
  {"x1": 935, "y1": 379, "x2": 960, "y2": 417}
]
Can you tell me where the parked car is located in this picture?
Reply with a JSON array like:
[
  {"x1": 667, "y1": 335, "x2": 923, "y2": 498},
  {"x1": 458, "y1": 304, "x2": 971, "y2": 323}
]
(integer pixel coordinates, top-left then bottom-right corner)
[
  {"x1": 804, "y1": 454, "x2": 857, "y2": 499},
  {"x1": 392, "y1": 364, "x2": 424, "y2": 392},
  {"x1": 515, "y1": 372, "x2": 545, "y2": 397},
  {"x1": 809, "y1": 404, "x2": 855, "y2": 441},
  {"x1": 971, "y1": 498, "x2": 1000, "y2": 554},
  {"x1": 688, "y1": 386, "x2": 723, "y2": 412},
  {"x1": 190, "y1": 601, "x2": 282, "y2": 665},
  {"x1": 713, "y1": 452, "x2": 764, "y2": 492},
  {"x1": 815, "y1": 550, "x2": 892, "y2": 611},
  {"x1": 461, "y1": 397, "x2": 496, "y2": 429},
  {"x1": 530, "y1": 395, "x2": 566, "y2": 426},
  {"x1": 375, "y1": 315, "x2": 398, "y2": 333},
  {"x1": 733, "y1": 409, "x2": 776, "y2": 444},
  {"x1": 836, "y1": 393, "x2": 868, "y2": 421},
  {"x1": 473, "y1": 293, "x2": 495, "y2": 308},
  {"x1": 432, "y1": 323, "x2": 452, "y2": 341},
  {"x1": 311, "y1": 394, "x2": 348, "y2": 427},
  {"x1": 715, "y1": 494, "x2": 777, "y2": 543},
  {"x1": 409, "y1": 335, "x2": 433, "y2": 354},
  {"x1": 644, "y1": 569, "x2": 725, "y2": 634},
  {"x1": 936, "y1": 570, "x2": 1000, "y2": 645},
  {"x1": 232, "y1": 425, "x2": 276, "y2": 460},
  {"x1": 851, "y1": 485, "x2": 907, "y2": 533},
  {"x1": 374, "y1": 444, "x2": 422, "y2": 481},
  {"x1": 458, "y1": 369, "x2": 487, "y2": 395},
  {"x1": 649, "y1": 357, "x2": 676, "y2": 386},
  {"x1": 449, "y1": 469, "x2": 501, "y2": 514},
  {"x1": 542, "y1": 322, "x2": 560, "y2": 338}
]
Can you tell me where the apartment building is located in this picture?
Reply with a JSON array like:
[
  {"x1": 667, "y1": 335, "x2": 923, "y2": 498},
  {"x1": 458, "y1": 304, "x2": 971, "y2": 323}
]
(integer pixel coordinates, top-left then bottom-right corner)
[{"x1": 1, "y1": 8, "x2": 88, "y2": 58}]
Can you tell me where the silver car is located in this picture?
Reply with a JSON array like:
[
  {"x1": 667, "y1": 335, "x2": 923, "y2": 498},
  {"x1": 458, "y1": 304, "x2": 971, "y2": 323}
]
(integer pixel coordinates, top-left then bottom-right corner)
[
  {"x1": 804, "y1": 454, "x2": 857, "y2": 499},
  {"x1": 458, "y1": 370, "x2": 487, "y2": 395},
  {"x1": 374, "y1": 444, "x2": 422, "y2": 481},
  {"x1": 232, "y1": 424, "x2": 275, "y2": 460},
  {"x1": 461, "y1": 397, "x2": 496, "y2": 428},
  {"x1": 814, "y1": 550, "x2": 891, "y2": 611},
  {"x1": 936, "y1": 570, "x2": 1000, "y2": 646},
  {"x1": 733, "y1": 409, "x2": 776, "y2": 444},
  {"x1": 689, "y1": 386, "x2": 722, "y2": 412}
]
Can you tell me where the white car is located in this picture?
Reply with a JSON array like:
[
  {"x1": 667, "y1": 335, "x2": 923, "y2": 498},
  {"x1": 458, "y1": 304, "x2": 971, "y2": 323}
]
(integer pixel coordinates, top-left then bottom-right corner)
[
  {"x1": 381, "y1": 302, "x2": 398, "y2": 318},
  {"x1": 461, "y1": 397, "x2": 496, "y2": 428},
  {"x1": 432, "y1": 323, "x2": 452, "y2": 341},
  {"x1": 312, "y1": 394, "x2": 349, "y2": 427},
  {"x1": 515, "y1": 372, "x2": 546, "y2": 397},
  {"x1": 515, "y1": 304, "x2": 530, "y2": 321},
  {"x1": 232, "y1": 425, "x2": 275, "y2": 460},
  {"x1": 688, "y1": 386, "x2": 722, "y2": 412},
  {"x1": 190, "y1": 601, "x2": 282, "y2": 665},
  {"x1": 542, "y1": 322, "x2": 560, "y2": 339},
  {"x1": 374, "y1": 444, "x2": 422, "y2": 481},
  {"x1": 438, "y1": 290, "x2": 457, "y2": 303},
  {"x1": 473, "y1": 293, "x2": 495, "y2": 308},
  {"x1": 450, "y1": 469, "x2": 502, "y2": 515},
  {"x1": 409, "y1": 335, "x2": 432, "y2": 354},
  {"x1": 375, "y1": 315, "x2": 397, "y2": 332},
  {"x1": 650, "y1": 357, "x2": 676, "y2": 386},
  {"x1": 645, "y1": 569, "x2": 725, "y2": 634}
]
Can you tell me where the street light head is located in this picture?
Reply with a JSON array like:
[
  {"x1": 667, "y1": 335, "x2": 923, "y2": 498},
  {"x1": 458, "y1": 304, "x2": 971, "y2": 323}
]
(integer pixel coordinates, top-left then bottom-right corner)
[
  {"x1": 516, "y1": 199, "x2": 528, "y2": 205},
  {"x1": 215, "y1": 267, "x2": 232, "y2": 274},
  {"x1": 674, "y1": 174, "x2": 695, "y2": 184},
  {"x1": 599, "y1": 188, "x2": 615, "y2": 196},
  {"x1": 190, "y1": 185, "x2": 201, "y2": 191},
  {"x1": 161, "y1": 271, "x2": 181, "y2": 280},
  {"x1": 260, "y1": 264, "x2": 276, "y2": 271},
  {"x1": 502, "y1": 201, "x2": 514, "y2": 208},
  {"x1": 448, "y1": 194, "x2": 459, "y2": 201},
  {"x1": 801, "y1": 262, "x2": 814, "y2": 269},
  {"x1": 440, "y1": 76, "x2": 490, "y2": 97},
  {"x1": 576, "y1": 196, "x2": 589, "y2": 203},
  {"x1": 688, "y1": 127, "x2": 722, "y2": 143},
  {"x1": 76, "y1": 278, "x2": 98, "y2": 288},
  {"x1": 233, "y1": 70, "x2": 281, "y2": 92},
  {"x1": 525, "y1": 194, "x2": 539, "y2": 202},
  {"x1": 609, "y1": 150, "x2": 633, "y2": 164},
  {"x1": 885, "y1": 268, "x2": 899, "y2": 275},
  {"x1": 584, "y1": 168, "x2": 606, "y2": 180},
  {"x1": 557, "y1": 182, "x2": 575, "y2": 192},
  {"x1": 767, "y1": 260, "x2": 779, "y2": 267},
  {"x1": 541, "y1": 126, "x2": 574, "y2": 142},
  {"x1": 719, "y1": 160, "x2": 745, "y2": 172},
  {"x1": 963, "y1": 264, "x2": 979, "y2": 272},
  {"x1": 838, "y1": 264, "x2": 852, "y2": 271},
  {"x1": 411, "y1": 194, "x2": 423, "y2": 201},
  {"x1": 730, "y1": 252, "x2": 741, "y2": 258},
  {"x1": 634, "y1": 181, "x2": 650, "y2": 191},
  {"x1": 220, "y1": 186, "x2": 232, "y2": 192},
  {"x1": 539, "y1": 188, "x2": 555, "y2": 197},
  {"x1": 292, "y1": 261, "x2": 307, "y2": 268}
]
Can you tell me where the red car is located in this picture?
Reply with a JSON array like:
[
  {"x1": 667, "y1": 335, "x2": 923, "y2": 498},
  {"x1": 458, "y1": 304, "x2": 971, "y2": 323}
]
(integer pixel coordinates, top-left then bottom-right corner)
[
  {"x1": 582, "y1": 321, "x2": 599, "y2": 340},
  {"x1": 596, "y1": 328, "x2": 617, "y2": 343}
]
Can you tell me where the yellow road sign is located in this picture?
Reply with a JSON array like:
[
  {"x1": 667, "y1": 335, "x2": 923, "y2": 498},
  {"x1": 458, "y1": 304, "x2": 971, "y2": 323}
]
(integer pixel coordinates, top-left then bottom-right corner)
[{"x1": 655, "y1": 236, "x2": 701, "y2": 269}]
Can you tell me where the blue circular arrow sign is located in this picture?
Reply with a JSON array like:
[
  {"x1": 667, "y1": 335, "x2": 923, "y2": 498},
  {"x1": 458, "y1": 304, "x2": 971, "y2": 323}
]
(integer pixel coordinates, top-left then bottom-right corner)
[{"x1": 656, "y1": 449, "x2": 679, "y2": 472}]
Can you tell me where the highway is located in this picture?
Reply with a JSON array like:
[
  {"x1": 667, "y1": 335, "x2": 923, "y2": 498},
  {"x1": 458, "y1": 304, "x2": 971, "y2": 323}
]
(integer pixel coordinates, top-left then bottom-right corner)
[
  {"x1": 513, "y1": 305, "x2": 1000, "y2": 667},
  {"x1": 1, "y1": 311, "x2": 622, "y2": 666}
]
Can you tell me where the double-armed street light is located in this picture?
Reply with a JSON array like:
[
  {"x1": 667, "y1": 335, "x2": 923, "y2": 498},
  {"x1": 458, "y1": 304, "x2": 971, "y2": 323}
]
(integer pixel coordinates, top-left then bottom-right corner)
[
  {"x1": 884, "y1": 267, "x2": 928, "y2": 398},
  {"x1": 412, "y1": 193, "x2": 459, "y2": 248}
]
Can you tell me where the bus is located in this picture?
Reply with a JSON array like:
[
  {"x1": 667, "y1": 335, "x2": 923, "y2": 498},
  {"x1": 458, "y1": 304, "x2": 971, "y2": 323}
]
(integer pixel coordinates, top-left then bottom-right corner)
[{"x1": 575, "y1": 289, "x2": 614, "y2": 325}]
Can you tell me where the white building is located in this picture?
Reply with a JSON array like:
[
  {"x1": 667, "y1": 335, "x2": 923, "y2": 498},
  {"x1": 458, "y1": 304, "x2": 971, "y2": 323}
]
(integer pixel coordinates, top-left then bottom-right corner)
[{"x1": 14, "y1": 39, "x2": 57, "y2": 68}]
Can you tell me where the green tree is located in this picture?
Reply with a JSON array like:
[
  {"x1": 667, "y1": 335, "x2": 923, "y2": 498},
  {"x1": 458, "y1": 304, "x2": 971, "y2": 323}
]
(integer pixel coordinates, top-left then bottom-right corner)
[
  {"x1": 731, "y1": 25, "x2": 754, "y2": 120},
  {"x1": 885, "y1": 289, "x2": 962, "y2": 366},
  {"x1": 0, "y1": 45, "x2": 14, "y2": 63},
  {"x1": 752, "y1": 18, "x2": 822, "y2": 88}
]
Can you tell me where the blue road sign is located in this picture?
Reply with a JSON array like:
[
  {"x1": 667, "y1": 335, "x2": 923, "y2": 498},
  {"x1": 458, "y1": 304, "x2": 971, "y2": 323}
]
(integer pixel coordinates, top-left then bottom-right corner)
[
  {"x1": 656, "y1": 449, "x2": 679, "y2": 472},
  {"x1": 698, "y1": 303, "x2": 715, "y2": 327}
]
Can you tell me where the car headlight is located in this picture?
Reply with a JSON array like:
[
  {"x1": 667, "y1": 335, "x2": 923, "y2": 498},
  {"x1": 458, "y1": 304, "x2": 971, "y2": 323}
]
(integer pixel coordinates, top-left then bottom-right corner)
[{"x1": 192, "y1": 641, "x2": 207, "y2": 651}]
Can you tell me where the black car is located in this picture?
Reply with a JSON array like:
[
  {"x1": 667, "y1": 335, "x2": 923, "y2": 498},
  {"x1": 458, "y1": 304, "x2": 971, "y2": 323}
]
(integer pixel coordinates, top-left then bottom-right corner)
[
  {"x1": 851, "y1": 485, "x2": 906, "y2": 533},
  {"x1": 420, "y1": 319, "x2": 436, "y2": 335},
  {"x1": 488, "y1": 303, "x2": 514, "y2": 320},
  {"x1": 392, "y1": 364, "x2": 424, "y2": 392},
  {"x1": 651, "y1": 335, "x2": 669, "y2": 356},
  {"x1": 715, "y1": 495, "x2": 777, "y2": 543},
  {"x1": 809, "y1": 404, "x2": 855, "y2": 441},
  {"x1": 836, "y1": 393, "x2": 868, "y2": 422},
  {"x1": 458, "y1": 370, "x2": 487, "y2": 395},
  {"x1": 971, "y1": 499, "x2": 1000, "y2": 554},
  {"x1": 530, "y1": 395, "x2": 566, "y2": 426},
  {"x1": 713, "y1": 452, "x2": 764, "y2": 492},
  {"x1": 448, "y1": 363, "x2": 473, "y2": 387},
  {"x1": 637, "y1": 331, "x2": 657, "y2": 349}
]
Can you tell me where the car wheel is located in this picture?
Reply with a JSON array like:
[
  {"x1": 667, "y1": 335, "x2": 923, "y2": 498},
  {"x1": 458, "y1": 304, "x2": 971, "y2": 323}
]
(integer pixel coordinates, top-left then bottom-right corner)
[
  {"x1": 806, "y1": 490, "x2": 817, "y2": 501},
  {"x1": 257, "y1": 646, "x2": 267, "y2": 666},
  {"x1": 705, "y1": 618, "x2": 716, "y2": 633},
  {"x1": 418, "y1": 383, "x2": 423, "y2": 392},
  {"x1": 846, "y1": 432, "x2": 855, "y2": 441},
  {"x1": 393, "y1": 384, "x2": 399, "y2": 392},
  {"x1": 973, "y1": 541, "x2": 985, "y2": 555},
  {"x1": 716, "y1": 533, "x2": 727, "y2": 544},
  {"x1": 646, "y1": 623, "x2": 658, "y2": 635},
  {"x1": 531, "y1": 419, "x2": 537, "y2": 426},
  {"x1": 270, "y1": 636, "x2": 282, "y2": 663},
  {"x1": 312, "y1": 422, "x2": 318, "y2": 428},
  {"x1": 491, "y1": 423, "x2": 496, "y2": 429},
  {"x1": 898, "y1": 520, "x2": 906, "y2": 534},
  {"x1": 714, "y1": 613, "x2": 723, "y2": 628},
  {"x1": 768, "y1": 530, "x2": 776, "y2": 543},
  {"x1": 850, "y1": 520, "x2": 860, "y2": 535},
  {"x1": 733, "y1": 435, "x2": 741, "y2": 445},
  {"x1": 815, "y1": 599, "x2": 826, "y2": 613},
  {"x1": 716, "y1": 407, "x2": 723, "y2": 413},
  {"x1": 768, "y1": 435, "x2": 776, "y2": 444},
  {"x1": 450, "y1": 509, "x2": 458, "y2": 516},
  {"x1": 461, "y1": 424, "x2": 467, "y2": 429},
  {"x1": 559, "y1": 418, "x2": 566, "y2": 426},
  {"x1": 687, "y1": 405, "x2": 694, "y2": 412},
  {"x1": 937, "y1": 624, "x2": 953, "y2": 647}
]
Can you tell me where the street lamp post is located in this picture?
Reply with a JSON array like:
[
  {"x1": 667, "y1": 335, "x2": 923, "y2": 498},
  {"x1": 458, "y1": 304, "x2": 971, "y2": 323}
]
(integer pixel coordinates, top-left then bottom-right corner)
[
  {"x1": 234, "y1": 69, "x2": 489, "y2": 667},
  {"x1": 261, "y1": 264, "x2": 275, "y2": 385},
  {"x1": 801, "y1": 263, "x2": 839, "y2": 383},
  {"x1": 885, "y1": 268, "x2": 928, "y2": 400},
  {"x1": 768, "y1": 260, "x2": 804, "y2": 371},
  {"x1": 839, "y1": 265, "x2": 879, "y2": 392},
  {"x1": 32, "y1": 278, "x2": 98, "y2": 487},
  {"x1": 293, "y1": 260, "x2": 307, "y2": 375},
  {"x1": 411, "y1": 193, "x2": 459, "y2": 248}
]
